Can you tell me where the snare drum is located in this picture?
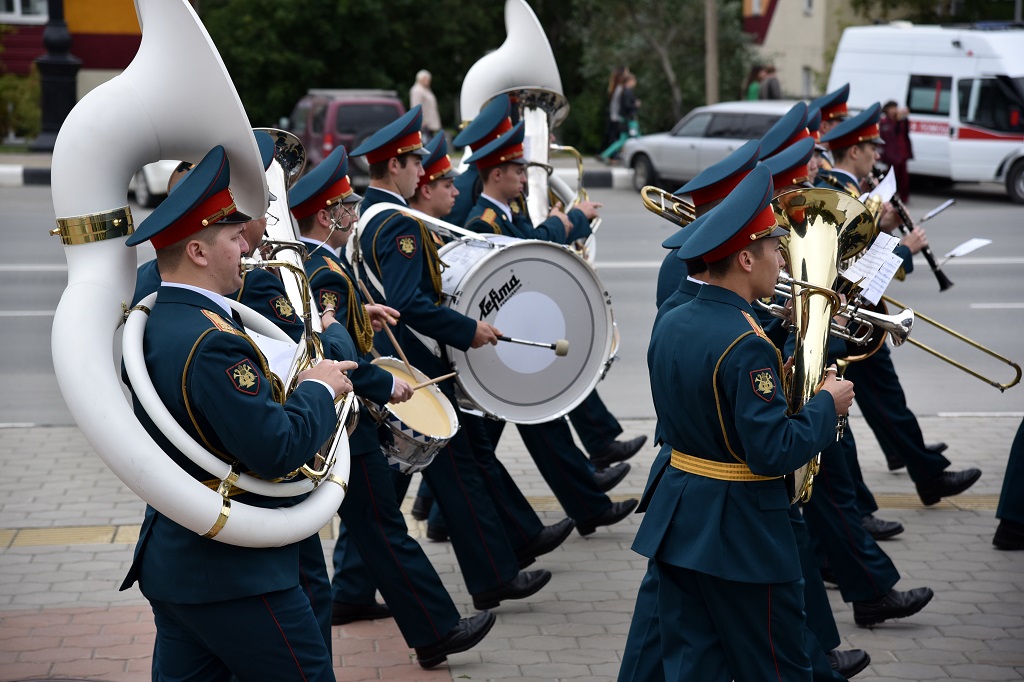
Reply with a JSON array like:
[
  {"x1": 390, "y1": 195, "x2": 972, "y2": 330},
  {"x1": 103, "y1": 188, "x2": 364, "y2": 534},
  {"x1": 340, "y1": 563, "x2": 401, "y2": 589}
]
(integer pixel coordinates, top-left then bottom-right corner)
[
  {"x1": 363, "y1": 357, "x2": 459, "y2": 474},
  {"x1": 438, "y1": 235, "x2": 616, "y2": 424}
]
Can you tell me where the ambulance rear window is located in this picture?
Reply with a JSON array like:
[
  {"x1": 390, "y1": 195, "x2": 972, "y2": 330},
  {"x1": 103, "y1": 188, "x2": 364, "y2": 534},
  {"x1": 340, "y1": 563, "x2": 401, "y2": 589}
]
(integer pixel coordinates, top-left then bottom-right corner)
[{"x1": 907, "y1": 75, "x2": 952, "y2": 116}]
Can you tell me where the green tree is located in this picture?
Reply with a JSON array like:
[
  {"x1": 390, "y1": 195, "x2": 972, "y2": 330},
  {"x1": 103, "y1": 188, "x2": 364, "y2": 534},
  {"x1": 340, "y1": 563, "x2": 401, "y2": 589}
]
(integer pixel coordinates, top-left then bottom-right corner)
[
  {"x1": 849, "y1": 0, "x2": 1016, "y2": 22},
  {"x1": 571, "y1": 0, "x2": 756, "y2": 141}
]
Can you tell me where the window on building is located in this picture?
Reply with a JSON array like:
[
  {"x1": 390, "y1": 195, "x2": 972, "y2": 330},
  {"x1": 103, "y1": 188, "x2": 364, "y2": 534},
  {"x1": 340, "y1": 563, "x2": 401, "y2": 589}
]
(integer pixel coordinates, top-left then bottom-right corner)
[
  {"x1": 906, "y1": 75, "x2": 953, "y2": 116},
  {"x1": 804, "y1": 0, "x2": 813, "y2": 14},
  {"x1": 802, "y1": 67, "x2": 814, "y2": 99},
  {"x1": 1, "y1": 0, "x2": 47, "y2": 21}
]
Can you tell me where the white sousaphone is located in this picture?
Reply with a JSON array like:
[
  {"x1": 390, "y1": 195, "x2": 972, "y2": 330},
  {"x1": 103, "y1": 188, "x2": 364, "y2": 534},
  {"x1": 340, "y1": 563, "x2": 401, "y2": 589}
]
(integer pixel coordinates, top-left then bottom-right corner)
[
  {"x1": 459, "y1": 0, "x2": 600, "y2": 262},
  {"x1": 50, "y1": 0, "x2": 348, "y2": 548}
]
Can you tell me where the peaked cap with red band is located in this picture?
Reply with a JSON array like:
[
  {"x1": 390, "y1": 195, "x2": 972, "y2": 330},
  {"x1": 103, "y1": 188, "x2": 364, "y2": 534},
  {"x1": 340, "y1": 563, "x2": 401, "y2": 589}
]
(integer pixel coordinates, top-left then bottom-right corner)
[
  {"x1": 676, "y1": 139, "x2": 761, "y2": 209},
  {"x1": 806, "y1": 106, "x2": 823, "y2": 143},
  {"x1": 677, "y1": 164, "x2": 787, "y2": 263},
  {"x1": 764, "y1": 137, "x2": 815, "y2": 190},
  {"x1": 810, "y1": 84, "x2": 850, "y2": 122},
  {"x1": 464, "y1": 120, "x2": 529, "y2": 170},
  {"x1": 350, "y1": 105, "x2": 430, "y2": 164},
  {"x1": 418, "y1": 134, "x2": 460, "y2": 189},
  {"x1": 290, "y1": 146, "x2": 362, "y2": 221},
  {"x1": 819, "y1": 102, "x2": 885, "y2": 151},
  {"x1": 127, "y1": 145, "x2": 251, "y2": 249},
  {"x1": 453, "y1": 94, "x2": 514, "y2": 151},
  {"x1": 758, "y1": 102, "x2": 810, "y2": 161}
]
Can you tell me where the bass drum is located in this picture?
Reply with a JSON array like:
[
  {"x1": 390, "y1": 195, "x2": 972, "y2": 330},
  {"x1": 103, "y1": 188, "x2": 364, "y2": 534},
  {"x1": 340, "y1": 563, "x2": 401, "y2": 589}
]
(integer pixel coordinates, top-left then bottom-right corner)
[{"x1": 439, "y1": 234, "x2": 615, "y2": 424}]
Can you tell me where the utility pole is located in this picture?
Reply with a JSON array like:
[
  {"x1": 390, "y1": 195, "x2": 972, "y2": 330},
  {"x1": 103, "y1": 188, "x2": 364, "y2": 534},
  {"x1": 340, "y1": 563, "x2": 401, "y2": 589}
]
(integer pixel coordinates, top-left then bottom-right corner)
[{"x1": 705, "y1": 0, "x2": 719, "y2": 105}]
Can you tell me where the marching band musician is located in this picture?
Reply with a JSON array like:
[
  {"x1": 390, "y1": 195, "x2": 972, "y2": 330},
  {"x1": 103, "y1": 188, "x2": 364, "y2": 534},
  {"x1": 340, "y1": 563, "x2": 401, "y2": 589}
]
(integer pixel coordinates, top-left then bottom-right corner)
[
  {"x1": 817, "y1": 104, "x2": 982, "y2": 507},
  {"x1": 352, "y1": 106, "x2": 556, "y2": 613},
  {"x1": 120, "y1": 145, "x2": 351, "y2": 682},
  {"x1": 633, "y1": 164, "x2": 855, "y2": 681},
  {"x1": 130, "y1": 131, "x2": 356, "y2": 653},
  {"x1": 447, "y1": 94, "x2": 646, "y2": 472},
  {"x1": 456, "y1": 121, "x2": 641, "y2": 536},
  {"x1": 290, "y1": 146, "x2": 499, "y2": 669},
  {"x1": 808, "y1": 84, "x2": 852, "y2": 170},
  {"x1": 402, "y1": 133, "x2": 581, "y2": 561}
]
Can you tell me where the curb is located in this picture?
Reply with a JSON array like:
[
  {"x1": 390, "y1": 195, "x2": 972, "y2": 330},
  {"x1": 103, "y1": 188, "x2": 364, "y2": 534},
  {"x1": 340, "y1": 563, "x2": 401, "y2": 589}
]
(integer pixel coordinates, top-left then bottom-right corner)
[{"x1": 0, "y1": 164, "x2": 51, "y2": 187}]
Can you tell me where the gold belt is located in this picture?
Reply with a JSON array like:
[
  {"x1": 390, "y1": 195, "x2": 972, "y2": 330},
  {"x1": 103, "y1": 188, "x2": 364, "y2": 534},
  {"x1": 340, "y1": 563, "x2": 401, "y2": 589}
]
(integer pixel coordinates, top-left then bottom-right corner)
[{"x1": 670, "y1": 449, "x2": 781, "y2": 482}]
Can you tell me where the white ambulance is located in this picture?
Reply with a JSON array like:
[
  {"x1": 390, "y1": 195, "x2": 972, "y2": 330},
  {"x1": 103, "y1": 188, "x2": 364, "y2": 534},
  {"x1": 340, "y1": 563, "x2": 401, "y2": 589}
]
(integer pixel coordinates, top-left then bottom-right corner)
[{"x1": 828, "y1": 22, "x2": 1024, "y2": 203}]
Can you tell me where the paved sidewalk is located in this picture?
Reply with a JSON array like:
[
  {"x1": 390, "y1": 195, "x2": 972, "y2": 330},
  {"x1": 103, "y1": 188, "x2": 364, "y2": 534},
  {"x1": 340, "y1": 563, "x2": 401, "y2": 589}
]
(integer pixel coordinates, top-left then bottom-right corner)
[{"x1": 1, "y1": 414, "x2": 1022, "y2": 681}]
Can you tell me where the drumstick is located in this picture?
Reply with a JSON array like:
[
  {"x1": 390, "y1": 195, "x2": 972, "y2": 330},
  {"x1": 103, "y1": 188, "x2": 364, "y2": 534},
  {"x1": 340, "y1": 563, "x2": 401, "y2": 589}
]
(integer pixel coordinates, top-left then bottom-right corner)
[
  {"x1": 357, "y1": 280, "x2": 416, "y2": 377},
  {"x1": 408, "y1": 371, "x2": 457, "y2": 392},
  {"x1": 497, "y1": 335, "x2": 569, "y2": 357}
]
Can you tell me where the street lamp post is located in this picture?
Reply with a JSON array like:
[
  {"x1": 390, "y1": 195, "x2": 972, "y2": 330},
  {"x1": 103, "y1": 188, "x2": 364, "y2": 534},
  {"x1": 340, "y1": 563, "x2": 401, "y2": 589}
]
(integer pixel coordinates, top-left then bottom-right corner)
[{"x1": 29, "y1": 0, "x2": 81, "y2": 152}]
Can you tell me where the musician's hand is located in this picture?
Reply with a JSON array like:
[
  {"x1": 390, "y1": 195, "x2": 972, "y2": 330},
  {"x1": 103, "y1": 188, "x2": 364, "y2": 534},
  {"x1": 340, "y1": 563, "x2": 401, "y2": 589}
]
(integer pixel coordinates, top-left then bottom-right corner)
[
  {"x1": 471, "y1": 321, "x2": 500, "y2": 348},
  {"x1": 779, "y1": 297, "x2": 794, "y2": 324},
  {"x1": 320, "y1": 306, "x2": 338, "y2": 328},
  {"x1": 548, "y1": 201, "x2": 572, "y2": 236},
  {"x1": 818, "y1": 366, "x2": 855, "y2": 415},
  {"x1": 301, "y1": 359, "x2": 357, "y2": 396},
  {"x1": 575, "y1": 200, "x2": 602, "y2": 221},
  {"x1": 900, "y1": 225, "x2": 928, "y2": 255},
  {"x1": 390, "y1": 378, "x2": 414, "y2": 404},
  {"x1": 365, "y1": 304, "x2": 400, "y2": 331},
  {"x1": 879, "y1": 202, "x2": 900, "y2": 231}
]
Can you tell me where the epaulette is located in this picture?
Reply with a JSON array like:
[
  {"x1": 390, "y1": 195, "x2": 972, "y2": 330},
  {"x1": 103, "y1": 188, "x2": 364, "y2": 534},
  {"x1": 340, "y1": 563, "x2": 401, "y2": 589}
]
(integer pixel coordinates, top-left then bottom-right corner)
[
  {"x1": 481, "y1": 208, "x2": 498, "y2": 227},
  {"x1": 201, "y1": 309, "x2": 242, "y2": 336},
  {"x1": 325, "y1": 256, "x2": 347, "y2": 276},
  {"x1": 741, "y1": 310, "x2": 771, "y2": 344}
]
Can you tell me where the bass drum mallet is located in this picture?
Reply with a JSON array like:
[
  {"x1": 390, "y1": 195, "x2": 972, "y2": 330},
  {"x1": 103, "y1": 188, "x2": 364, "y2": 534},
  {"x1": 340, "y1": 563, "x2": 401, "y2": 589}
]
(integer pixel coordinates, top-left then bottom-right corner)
[{"x1": 497, "y1": 335, "x2": 569, "y2": 357}]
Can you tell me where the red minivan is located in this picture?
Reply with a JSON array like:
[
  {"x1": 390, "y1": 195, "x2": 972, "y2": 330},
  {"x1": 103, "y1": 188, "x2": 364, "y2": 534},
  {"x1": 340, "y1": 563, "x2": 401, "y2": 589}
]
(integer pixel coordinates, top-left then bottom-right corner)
[{"x1": 286, "y1": 89, "x2": 406, "y2": 187}]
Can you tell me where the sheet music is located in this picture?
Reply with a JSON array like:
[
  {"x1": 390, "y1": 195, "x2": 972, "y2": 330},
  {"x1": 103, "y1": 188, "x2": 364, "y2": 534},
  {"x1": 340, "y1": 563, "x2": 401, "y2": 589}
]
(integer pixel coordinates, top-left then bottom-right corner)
[
  {"x1": 858, "y1": 166, "x2": 897, "y2": 204},
  {"x1": 841, "y1": 232, "x2": 902, "y2": 304},
  {"x1": 944, "y1": 237, "x2": 992, "y2": 259},
  {"x1": 248, "y1": 329, "x2": 299, "y2": 383}
]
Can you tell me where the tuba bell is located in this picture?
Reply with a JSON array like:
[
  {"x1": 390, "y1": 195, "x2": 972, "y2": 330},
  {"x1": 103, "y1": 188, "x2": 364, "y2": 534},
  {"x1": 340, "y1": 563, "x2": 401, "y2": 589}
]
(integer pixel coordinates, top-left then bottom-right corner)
[
  {"x1": 50, "y1": 0, "x2": 347, "y2": 548},
  {"x1": 773, "y1": 187, "x2": 872, "y2": 503}
]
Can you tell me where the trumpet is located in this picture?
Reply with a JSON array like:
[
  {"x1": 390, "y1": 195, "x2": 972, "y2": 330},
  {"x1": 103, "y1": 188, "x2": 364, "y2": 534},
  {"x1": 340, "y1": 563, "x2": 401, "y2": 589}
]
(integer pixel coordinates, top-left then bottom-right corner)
[
  {"x1": 640, "y1": 185, "x2": 696, "y2": 227},
  {"x1": 756, "y1": 273, "x2": 915, "y2": 349}
]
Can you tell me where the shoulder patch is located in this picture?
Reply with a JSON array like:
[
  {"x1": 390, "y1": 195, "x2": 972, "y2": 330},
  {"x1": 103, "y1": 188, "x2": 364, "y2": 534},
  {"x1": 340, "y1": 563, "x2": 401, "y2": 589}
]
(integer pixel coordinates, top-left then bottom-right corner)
[
  {"x1": 481, "y1": 208, "x2": 498, "y2": 226},
  {"x1": 270, "y1": 295, "x2": 295, "y2": 322},
  {"x1": 226, "y1": 359, "x2": 261, "y2": 395},
  {"x1": 319, "y1": 289, "x2": 340, "y2": 310},
  {"x1": 741, "y1": 310, "x2": 771, "y2": 344},
  {"x1": 201, "y1": 309, "x2": 242, "y2": 336},
  {"x1": 750, "y1": 367, "x2": 777, "y2": 402},
  {"x1": 396, "y1": 234, "x2": 417, "y2": 259}
]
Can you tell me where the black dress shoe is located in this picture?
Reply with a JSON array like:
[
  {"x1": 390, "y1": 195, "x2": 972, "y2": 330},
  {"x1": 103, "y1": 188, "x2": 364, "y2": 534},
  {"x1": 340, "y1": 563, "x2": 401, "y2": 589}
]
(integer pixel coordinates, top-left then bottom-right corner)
[
  {"x1": 577, "y1": 498, "x2": 639, "y2": 536},
  {"x1": 926, "y1": 441, "x2": 948, "y2": 455},
  {"x1": 472, "y1": 569, "x2": 552, "y2": 610},
  {"x1": 993, "y1": 519, "x2": 1024, "y2": 550},
  {"x1": 331, "y1": 601, "x2": 392, "y2": 626},
  {"x1": 515, "y1": 518, "x2": 575, "y2": 569},
  {"x1": 853, "y1": 586, "x2": 934, "y2": 626},
  {"x1": 862, "y1": 514, "x2": 904, "y2": 540},
  {"x1": 592, "y1": 435, "x2": 647, "y2": 470},
  {"x1": 827, "y1": 648, "x2": 871, "y2": 679},
  {"x1": 594, "y1": 462, "x2": 630, "y2": 492},
  {"x1": 426, "y1": 524, "x2": 449, "y2": 542},
  {"x1": 415, "y1": 611, "x2": 496, "y2": 669},
  {"x1": 885, "y1": 453, "x2": 906, "y2": 471},
  {"x1": 411, "y1": 494, "x2": 433, "y2": 521},
  {"x1": 916, "y1": 468, "x2": 982, "y2": 506}
]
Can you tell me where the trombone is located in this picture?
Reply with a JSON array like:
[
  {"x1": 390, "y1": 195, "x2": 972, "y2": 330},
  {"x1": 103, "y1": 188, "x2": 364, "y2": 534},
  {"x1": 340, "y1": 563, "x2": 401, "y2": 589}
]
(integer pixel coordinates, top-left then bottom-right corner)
[
  {"x1": 640, "y1": 185, "x2": 695, "y2": 227},
  {"x1": 881, "y1": 294, "x2": 1022, "y2": 392}
]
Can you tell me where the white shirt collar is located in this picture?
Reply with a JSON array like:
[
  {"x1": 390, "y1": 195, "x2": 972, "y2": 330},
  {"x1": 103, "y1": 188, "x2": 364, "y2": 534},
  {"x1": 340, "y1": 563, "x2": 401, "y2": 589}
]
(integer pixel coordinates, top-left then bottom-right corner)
[
  {"x1": 372, "y1": 187, "x2": 408, "y2": 205},
  {"x1": 480, "y1": 193, "x2": 512, "y2": 221},
  {"x1": 161, "y1": 282, "x2": 234, "y2": 318},
  {"x1": 831, "y1": 167, "x2": 860, "y2": 185},
  {"x1": 686, "y1": 276, "x2": 705, "y2": 285}
]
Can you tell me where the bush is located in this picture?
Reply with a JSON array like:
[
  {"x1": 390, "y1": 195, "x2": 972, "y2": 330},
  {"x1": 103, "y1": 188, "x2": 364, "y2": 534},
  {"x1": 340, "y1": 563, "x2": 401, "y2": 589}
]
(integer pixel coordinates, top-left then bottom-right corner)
[{"x1": 0, "y1": 68, "x2": 41, "y2": 140}]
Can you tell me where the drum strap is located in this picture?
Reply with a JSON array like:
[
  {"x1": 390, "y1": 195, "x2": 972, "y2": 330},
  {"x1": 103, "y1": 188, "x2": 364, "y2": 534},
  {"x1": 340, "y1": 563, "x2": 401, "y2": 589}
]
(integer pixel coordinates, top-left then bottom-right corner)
[{"x1": 669, "y1": 449, "x2": 781, "y2": 481}]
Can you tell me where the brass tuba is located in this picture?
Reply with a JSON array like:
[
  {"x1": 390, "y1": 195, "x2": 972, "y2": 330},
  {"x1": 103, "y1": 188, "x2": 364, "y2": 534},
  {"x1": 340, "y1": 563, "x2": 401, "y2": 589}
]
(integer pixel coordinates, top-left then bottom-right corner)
[
  {"x1": 50, "y1": 0, "x2": 347, "y2": 547},
  {"x1": 773, "y1": 188, "x2": 874, "y2": 502}
]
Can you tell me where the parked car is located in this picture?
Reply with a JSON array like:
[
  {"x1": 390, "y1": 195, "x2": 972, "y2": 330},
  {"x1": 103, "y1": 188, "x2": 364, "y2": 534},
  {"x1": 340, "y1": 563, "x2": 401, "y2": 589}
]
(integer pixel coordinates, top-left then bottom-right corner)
[
  {"x1": 284, "y1": 89, "x2": 406, "y2": 188},
  {"x1": 128, "y1": 159, "x2": 182, "y2": 208},
  {"x1": 622, "y1": 100, "x2": 799, "y2": 191}
]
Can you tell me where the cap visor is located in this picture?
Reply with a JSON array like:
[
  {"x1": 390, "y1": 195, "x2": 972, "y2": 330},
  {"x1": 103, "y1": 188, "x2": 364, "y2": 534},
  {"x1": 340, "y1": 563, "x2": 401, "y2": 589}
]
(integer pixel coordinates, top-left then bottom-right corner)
[
  {"x1": 342, "y1": 191, "x2": 363, "y2": 204},
  {"x1": 769, "y1": 224, "x2": 789, "y2": 238},
  {"x1": 220, "y1": 210, "x2": 253, "y2": 224},
  {"x1": 412, "y1": 147, "x2": 430, "y2": 157}
]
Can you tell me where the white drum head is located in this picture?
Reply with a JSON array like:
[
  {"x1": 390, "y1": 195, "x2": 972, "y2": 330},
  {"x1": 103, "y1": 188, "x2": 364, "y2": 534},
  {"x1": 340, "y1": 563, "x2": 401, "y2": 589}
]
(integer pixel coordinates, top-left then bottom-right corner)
[{"x1": 440, "y1": 236, "x2": 614, "y2": 423}]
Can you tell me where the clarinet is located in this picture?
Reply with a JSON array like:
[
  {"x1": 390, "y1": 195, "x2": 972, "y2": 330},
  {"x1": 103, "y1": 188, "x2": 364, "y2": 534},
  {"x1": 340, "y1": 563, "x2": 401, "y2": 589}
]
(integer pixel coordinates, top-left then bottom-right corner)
[{"x1": 867, "y1": 167, "x2": 954, "y2": 292}]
